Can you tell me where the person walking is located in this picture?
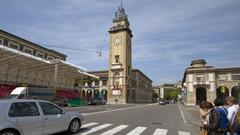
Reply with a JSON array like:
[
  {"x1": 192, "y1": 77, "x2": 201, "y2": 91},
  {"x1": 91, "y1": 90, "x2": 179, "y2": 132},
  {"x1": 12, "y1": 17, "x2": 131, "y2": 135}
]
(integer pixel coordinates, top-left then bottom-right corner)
[
  {"x1": 225, "y1": 96, "x2": 239, "y2": 135},
  {"x1": 202, "y1": 101, "x2": 222, "y2": 135},
  {"x1": 214, "y1": 98, "x2": 228, "y2": 135},
  {"x1": 200, "y1": 101, "x2": 208, "y2": 135}
]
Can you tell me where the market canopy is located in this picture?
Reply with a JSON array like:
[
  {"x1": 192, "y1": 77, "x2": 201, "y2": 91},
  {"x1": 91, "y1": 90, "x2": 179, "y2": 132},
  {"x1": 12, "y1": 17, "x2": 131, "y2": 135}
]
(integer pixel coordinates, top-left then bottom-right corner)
[{"x1": 0, "y1": 45, "x2": 99, "y2": 80}]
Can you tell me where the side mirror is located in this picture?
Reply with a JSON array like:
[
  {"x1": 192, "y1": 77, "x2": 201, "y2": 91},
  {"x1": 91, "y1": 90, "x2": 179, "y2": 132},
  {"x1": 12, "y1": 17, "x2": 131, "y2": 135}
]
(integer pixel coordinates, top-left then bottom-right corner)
[{"x1": 61, "y1": 111, "x2": 66, "y2": 115}]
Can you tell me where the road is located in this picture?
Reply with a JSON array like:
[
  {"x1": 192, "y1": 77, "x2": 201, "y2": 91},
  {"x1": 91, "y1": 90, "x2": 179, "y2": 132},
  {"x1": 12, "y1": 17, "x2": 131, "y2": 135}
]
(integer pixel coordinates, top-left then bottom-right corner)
[{"x1": 65, "y1": 102, "x2": 199, "y2": 135}]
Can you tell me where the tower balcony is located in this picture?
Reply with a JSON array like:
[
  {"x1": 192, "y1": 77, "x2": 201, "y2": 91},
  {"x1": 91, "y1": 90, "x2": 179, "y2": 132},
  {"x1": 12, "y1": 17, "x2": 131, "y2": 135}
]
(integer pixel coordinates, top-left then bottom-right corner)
[
  {"x1": 111, "y1": 63, "x2": 123, "y2": 70},
  {"x1": 193, "y1": 81, "x2": 210, "y2": 87}
]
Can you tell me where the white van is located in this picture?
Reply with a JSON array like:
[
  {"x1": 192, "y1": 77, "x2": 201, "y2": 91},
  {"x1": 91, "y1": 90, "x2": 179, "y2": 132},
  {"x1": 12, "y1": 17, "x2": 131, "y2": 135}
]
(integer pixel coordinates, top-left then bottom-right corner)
[{"x1": 9, "y1": 87, "x2": 54, "y2": 101}]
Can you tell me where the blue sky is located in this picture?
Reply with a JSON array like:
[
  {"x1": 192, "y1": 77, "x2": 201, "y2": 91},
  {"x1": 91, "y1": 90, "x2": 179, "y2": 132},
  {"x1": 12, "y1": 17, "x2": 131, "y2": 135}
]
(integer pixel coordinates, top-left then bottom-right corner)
[{"x1": 0, "y1": 0, "x2": 240, "y2": 85}]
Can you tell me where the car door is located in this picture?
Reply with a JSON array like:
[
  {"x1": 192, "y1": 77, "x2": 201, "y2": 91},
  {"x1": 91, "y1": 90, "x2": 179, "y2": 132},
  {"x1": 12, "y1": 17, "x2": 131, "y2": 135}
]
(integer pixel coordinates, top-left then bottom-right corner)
[
  {"x1": 38, "y1": 102, "x2": 69, "y2": 134},
  {"x1": 8, "y1": 102, "x2": 43, "y2": 135}
]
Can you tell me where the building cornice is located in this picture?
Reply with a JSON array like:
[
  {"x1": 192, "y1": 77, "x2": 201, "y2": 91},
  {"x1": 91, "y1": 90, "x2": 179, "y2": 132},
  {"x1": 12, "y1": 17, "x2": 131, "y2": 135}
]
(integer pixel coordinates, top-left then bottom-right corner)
[{"x1": 0, "y1": 29, "x2": 67, "y2": 58}]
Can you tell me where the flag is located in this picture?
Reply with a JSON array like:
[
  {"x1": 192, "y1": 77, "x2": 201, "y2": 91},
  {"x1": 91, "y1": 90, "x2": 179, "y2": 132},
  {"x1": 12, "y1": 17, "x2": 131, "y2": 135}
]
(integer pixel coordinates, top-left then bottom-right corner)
[{"x1": 221, "y1": 86, "x2": 225, "y2": 93}]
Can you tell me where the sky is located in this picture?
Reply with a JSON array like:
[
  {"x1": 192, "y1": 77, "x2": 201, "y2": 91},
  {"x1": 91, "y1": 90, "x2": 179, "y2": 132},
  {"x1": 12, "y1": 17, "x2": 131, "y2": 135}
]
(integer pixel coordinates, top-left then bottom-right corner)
[{"x1": 0, "y1": 0, "x2": 240, "y2": 85}]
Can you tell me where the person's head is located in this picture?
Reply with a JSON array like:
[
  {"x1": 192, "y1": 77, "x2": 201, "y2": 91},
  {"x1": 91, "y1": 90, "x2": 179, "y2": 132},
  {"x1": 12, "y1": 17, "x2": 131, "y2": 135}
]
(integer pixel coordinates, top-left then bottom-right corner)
[
  {"x1": 202, "y1": 101, "x2": 214, "y2": 111},
  {"x1": 199, "y1": 101, "x2": 207, "y2": 109},
  {"x1": 214, "y1": 98, "x2": 224, "y2": 107},
  {"x1": 225, "y1": 96, "x2": 235, "y2": 106}
]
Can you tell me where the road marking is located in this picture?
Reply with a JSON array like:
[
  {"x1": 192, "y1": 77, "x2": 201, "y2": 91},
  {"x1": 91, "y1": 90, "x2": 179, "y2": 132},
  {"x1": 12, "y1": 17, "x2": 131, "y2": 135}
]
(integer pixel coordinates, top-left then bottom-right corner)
[
  {"x1": 83, "y1": 103, "x2": 157, "y2": 116},
  {"x1": 178, "y1": 102, "x2": 187, "y2": 123},
  {"x1": 80, "y1": 123, "x2": 113, "y2": 135},
  {"x1": 178, "y1": 131, "x2": 191, "y2": 135},
  {"x1": 78, "y1": 122, "x2": 192, "y2": 135},
  {"x1": 100, "y1": 125, "x2": 129, "y2": 135},
  {"x1": 126, "y1": 126, "x2": 147, "y2": 135},
  {"x1": 153, "y1": 128, "x2": 168, "y2": 135},
  {"x1": 82, "y1": 122, "x2": 99, "y2": 128}
]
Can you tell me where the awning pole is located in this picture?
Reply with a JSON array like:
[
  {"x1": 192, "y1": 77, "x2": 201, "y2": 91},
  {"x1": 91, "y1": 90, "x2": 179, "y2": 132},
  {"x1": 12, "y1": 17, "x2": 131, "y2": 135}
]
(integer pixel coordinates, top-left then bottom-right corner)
[
  {"x1": 15, "y1": 67, "x2": 20, "y2": 85},
  {"x1": 5, "y1": 64, "x2": 10, "y2": 84},
  {"x1": 53, "y1": 62, "x2": 58, "y2": 99},
  {"x1": 81, "y1": 75, "x2": 83, "y2": 99}
]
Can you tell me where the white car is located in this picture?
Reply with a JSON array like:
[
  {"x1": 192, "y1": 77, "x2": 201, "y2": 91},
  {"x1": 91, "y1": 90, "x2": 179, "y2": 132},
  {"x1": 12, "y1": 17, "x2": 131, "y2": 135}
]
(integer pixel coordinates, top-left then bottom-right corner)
[{"x1": 0, "y1": 99, "x2": 85, "y2": 135}]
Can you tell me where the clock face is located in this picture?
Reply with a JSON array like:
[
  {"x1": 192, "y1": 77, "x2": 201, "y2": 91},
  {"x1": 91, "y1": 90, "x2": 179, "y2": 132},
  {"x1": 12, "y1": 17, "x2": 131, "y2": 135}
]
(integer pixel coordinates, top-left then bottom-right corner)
[{"x1": 113, "y1": 36, "x2": 121, "y2": 45}]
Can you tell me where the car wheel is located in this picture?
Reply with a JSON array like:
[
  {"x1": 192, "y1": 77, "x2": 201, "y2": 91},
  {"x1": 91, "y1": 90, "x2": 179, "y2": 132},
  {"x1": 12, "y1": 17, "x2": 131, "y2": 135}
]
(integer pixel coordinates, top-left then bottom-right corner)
[
  {"x1": 68, "y1": 119, "x2": 81, "y2": 133},
  {"x1": 0, "y1": 129, "x2": 19, "y2": 135}
]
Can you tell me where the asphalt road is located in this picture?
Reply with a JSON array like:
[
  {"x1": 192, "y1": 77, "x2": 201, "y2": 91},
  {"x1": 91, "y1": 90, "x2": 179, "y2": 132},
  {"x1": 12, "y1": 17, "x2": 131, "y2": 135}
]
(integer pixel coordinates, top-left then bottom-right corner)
[{"x1": 65, "y1": 103, "x2": 199, "y2": 135}]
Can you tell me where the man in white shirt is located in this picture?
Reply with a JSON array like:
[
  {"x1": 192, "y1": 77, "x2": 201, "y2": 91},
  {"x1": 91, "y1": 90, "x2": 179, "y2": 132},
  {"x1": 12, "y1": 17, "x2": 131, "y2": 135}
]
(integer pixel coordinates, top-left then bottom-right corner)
[{"x1": 225, "y1": 96, "x2": 239, "y2": 135}]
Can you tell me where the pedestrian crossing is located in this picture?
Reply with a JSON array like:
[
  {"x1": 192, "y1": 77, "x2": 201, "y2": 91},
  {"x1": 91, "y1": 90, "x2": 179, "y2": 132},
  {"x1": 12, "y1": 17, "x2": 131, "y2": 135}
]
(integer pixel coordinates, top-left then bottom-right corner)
[
  {"x1": 75, "y1": 122, "x2": 192, "y2": 135},
  {"x1": 81, "y1": 123, "x2": 113, "y2": 135},
  {"x1": 126, "y1": 126, "x2": 147, "y2": 135},
  {"x1": 153, "y1": 129, "x2": 168, "y2": 135}
]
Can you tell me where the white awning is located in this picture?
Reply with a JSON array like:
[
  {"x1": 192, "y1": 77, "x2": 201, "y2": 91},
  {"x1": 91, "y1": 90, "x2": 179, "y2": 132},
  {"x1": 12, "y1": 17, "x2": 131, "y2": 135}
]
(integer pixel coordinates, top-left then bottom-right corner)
[{"x1": 0, "y1": 45, "x2": 98, "y2": 80}]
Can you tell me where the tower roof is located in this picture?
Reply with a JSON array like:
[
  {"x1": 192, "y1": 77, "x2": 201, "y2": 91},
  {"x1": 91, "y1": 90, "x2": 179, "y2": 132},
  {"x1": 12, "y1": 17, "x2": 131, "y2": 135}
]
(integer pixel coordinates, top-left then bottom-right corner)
[
  {"x1": 114, "y1": 2, "x2": 128, "y2": 21},
  {"x1": 109, "y1": 1, "x2": 133, "y2": 37}
]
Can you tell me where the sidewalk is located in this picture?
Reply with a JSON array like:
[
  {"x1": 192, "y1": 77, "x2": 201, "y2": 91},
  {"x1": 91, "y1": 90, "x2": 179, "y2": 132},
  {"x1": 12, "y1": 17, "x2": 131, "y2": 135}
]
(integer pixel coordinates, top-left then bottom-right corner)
[{"x1": 179, "y1": 102, "x2": 200, "y2": 128}]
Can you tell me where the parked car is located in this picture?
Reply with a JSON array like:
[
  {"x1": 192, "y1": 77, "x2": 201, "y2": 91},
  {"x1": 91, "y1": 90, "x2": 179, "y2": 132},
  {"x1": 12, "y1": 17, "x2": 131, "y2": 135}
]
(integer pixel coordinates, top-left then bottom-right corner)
[
  {"x1": 165, "y1": 100, "x2": 170, "y2": 104},
  {"x1": 159, "y1": 100, "x2": 166, "y2": 105},
  {"x1": 8, "y1": 87, "x2": 53, "y2": 101},
  {"x1": 87, "y1": 97, "x2": 107, "y2": 105},
  {"x1": 170, "y1": 99, "x2": 176, "y2": 104},
  {"x1": 0, "y1": 99, "x2": 85, "y2": 135}
]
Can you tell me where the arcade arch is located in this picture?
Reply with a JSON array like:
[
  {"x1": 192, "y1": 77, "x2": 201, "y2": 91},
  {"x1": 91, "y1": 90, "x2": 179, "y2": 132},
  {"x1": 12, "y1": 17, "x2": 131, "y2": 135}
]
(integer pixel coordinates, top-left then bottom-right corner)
[
  {"x1": 231, "y1": 86, "x2": 240, "y2": 103},
  {"x1": 216, "y1": 86, "x2": 229, "y2": 100}
]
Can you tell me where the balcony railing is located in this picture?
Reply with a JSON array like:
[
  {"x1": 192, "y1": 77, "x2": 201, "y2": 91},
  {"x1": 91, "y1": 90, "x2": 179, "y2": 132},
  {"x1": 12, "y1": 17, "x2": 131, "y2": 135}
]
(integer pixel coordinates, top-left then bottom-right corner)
[
  {"x1": 193, "y1": 81, "x2": 210, "y2": 87},
  {"x1": 111, "y1": 63, "x2": 123, "y2": 70}
]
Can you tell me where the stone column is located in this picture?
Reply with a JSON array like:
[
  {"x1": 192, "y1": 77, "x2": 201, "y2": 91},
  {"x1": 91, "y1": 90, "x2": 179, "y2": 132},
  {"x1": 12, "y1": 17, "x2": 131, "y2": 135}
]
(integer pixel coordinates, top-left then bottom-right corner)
[{"x1": 187, "y1": 91, "x2": 195, "y2": 105}]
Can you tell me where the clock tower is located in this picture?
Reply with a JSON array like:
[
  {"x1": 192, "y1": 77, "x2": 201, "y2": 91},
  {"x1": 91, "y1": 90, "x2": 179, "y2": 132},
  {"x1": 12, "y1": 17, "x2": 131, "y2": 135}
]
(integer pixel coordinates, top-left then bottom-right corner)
[{"x1": 108, "y1": 4, "x2": 133, "y2": 104}]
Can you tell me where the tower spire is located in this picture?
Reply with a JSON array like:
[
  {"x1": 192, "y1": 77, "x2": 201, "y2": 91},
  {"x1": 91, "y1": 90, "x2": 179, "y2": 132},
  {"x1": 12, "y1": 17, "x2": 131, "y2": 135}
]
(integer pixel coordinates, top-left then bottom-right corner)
[
  {"x1": 120, "y1": 0, "x2": 123, "y2": 8},
  {"x1": 110, "y1": 0, "x2": 132, "y2": 37},
  {"x1": 114, "y1": 0, "x2": 127, "y2": 20}
]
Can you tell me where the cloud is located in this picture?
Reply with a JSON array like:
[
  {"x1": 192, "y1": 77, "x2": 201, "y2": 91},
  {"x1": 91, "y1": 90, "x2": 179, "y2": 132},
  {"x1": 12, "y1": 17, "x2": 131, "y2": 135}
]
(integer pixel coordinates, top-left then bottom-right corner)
[{"x1": 0, "y1": 0, "x2": 239, "y2": 85}]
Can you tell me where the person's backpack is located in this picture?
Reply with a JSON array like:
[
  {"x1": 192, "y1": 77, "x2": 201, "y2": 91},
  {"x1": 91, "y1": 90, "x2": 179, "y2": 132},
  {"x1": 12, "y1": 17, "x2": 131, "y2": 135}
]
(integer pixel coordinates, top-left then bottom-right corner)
[
  {"x1": 215, "y1": 107, "x2": 228, "y2": 131},
  {"x1": 233, "y1": 122, "x2": 240, "y2": 133},
  {"x1": 208, "y1": 108, "x2": 221, "y2": 130}
]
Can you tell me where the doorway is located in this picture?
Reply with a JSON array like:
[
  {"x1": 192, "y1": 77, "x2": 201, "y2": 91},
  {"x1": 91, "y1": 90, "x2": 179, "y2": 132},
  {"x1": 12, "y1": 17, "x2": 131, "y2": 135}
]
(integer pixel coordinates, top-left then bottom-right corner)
[{"x1": 196, "y1": 87, "x2": 207, "y2": 105}]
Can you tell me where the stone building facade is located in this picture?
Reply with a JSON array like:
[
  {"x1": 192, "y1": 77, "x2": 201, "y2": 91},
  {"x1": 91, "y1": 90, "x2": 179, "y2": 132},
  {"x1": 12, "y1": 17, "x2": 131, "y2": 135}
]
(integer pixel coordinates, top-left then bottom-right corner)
[
  {"x1": 182, "y1": 59, "x2": 240, "y2": 105},
  {"x1": 84, "y1": 69, "x2": 153, "y2": 103}
]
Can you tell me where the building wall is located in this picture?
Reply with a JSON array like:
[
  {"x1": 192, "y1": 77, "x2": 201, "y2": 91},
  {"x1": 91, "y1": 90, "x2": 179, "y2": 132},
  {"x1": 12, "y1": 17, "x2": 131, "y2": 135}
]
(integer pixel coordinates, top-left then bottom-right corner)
[
  {"x1": 131, "y1": 71, "x2": 152, "y2": 103},
  {"x1": 87, "y1": 70, "x2": 153, "y2": 103}
]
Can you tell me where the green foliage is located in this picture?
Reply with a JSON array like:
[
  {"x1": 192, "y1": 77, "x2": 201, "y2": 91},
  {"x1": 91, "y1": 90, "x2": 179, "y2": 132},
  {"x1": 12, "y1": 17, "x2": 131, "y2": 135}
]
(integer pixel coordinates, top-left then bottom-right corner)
[
  {"x1": 169, "y1": 91, "x2": 178, "y2": 99},
  {"x1": 164, "y1": 89, "x2": 179, "y2": 100},
  {"x1": 163, "y1": 84, "x2": 175, "y2": 87},
  {"x1": 164, "y1": 93, "x2": 171, "y2": 100}
]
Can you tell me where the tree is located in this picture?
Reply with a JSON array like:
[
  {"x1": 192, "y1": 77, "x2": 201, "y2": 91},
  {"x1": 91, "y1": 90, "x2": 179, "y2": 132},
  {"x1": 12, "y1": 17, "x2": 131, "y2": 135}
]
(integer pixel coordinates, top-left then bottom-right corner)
[
  {"x1": 169, "y1": 91, "x2": 178, "y2": 100},
  {"x1": 164, "y1": 90, "x2": 179, "y2": 100}
]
